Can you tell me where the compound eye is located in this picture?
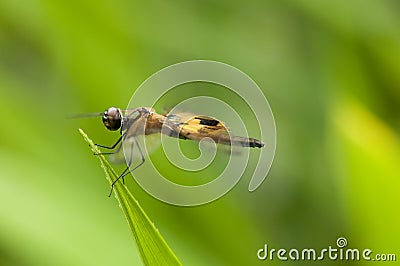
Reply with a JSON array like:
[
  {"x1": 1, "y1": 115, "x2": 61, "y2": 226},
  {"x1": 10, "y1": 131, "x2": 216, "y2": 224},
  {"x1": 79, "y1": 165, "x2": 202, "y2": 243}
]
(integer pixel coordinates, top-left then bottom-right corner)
[{"x1": 102, "y1": 107, "x2": 122, "y2": 131}]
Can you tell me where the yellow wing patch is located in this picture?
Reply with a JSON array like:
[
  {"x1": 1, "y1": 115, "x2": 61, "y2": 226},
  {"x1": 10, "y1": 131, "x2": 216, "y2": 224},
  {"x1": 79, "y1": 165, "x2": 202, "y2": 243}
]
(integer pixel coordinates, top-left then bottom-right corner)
[{"x1": 177, "y1": 116, "x2": 230, "y2": 143}]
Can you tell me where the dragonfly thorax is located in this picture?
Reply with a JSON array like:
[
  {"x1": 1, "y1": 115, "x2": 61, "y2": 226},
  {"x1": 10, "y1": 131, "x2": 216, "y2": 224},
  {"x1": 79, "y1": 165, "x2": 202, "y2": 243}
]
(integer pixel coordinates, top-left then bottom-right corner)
[{"x1": 102, "y1": 107, "x2": 122, "y2": 131}]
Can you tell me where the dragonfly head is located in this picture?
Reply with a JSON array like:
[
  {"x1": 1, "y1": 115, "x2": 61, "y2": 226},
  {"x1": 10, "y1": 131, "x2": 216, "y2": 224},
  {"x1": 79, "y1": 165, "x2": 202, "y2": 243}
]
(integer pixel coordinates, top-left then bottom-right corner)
[{"x1": 102, "y1": 107, "x2": 122, "y2": 131}]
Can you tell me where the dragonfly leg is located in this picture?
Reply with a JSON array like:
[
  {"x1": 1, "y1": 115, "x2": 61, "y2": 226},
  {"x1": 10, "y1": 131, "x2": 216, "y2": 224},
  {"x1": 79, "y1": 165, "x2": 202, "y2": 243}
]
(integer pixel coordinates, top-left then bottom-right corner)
[
  {"x1": 108, "y1": 138, "x2": 145, "y2": 197},
  {"x1": 95, "y1": 135, "x2": 122, "y2": 149},
  {"x1": 94, "y1": 135, "x2": 123, "y2": 155}
]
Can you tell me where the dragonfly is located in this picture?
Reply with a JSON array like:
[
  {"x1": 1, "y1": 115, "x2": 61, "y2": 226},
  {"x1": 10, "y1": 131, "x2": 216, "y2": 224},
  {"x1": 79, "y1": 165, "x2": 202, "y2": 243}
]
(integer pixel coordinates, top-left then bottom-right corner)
[{"x1": 84, "y1": 106, "x2": 265, "y2": 196}]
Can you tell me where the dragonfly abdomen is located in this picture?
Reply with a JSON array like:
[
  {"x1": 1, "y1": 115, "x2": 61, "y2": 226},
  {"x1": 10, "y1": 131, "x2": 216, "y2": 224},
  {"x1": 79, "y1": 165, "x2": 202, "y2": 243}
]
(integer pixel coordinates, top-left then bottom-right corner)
[{"x1": 219, "y1": 135, "x2": 265, "y2": 148}]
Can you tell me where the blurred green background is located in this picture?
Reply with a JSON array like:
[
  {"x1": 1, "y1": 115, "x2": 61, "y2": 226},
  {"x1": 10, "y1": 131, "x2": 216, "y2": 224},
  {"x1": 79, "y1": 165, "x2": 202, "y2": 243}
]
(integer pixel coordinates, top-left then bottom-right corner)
[{"x1": 1, "y1": 0, "x2": 399, "y2": 265}]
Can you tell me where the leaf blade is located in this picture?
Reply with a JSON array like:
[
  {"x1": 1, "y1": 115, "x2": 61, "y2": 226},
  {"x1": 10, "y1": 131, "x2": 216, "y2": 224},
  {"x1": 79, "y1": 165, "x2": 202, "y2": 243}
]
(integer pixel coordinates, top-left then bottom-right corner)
[{"x1": 79, "y1": 129, "x2": 182, "y2": 266}]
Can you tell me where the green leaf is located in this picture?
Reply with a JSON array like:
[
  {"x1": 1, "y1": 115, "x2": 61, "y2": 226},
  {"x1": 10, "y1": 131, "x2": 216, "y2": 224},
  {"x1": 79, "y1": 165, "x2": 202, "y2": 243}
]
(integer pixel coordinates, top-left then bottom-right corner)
[{"x1": 79, "y1": 129, "x2": 182, "y2": 266}]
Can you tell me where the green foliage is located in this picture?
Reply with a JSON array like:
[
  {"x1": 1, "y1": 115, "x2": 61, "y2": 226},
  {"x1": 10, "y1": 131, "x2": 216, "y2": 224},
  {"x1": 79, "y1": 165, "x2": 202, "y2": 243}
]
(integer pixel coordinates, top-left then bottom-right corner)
[{"x1": 79, "y1": 129, "x2": 182, "y2": 266}]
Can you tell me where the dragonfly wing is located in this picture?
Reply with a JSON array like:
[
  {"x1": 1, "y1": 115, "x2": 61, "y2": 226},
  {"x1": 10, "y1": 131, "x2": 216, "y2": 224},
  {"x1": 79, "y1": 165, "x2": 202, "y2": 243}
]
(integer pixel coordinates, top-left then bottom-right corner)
[
  {"x1": 164, "y1": 113, "x2": 231, "y2": 143},
  {"x1": 180, "y1": 116, "x2": 230, "y2": 142},
  {"x1": 165, "y1": 113, "x2": 264, "y2": 148}
]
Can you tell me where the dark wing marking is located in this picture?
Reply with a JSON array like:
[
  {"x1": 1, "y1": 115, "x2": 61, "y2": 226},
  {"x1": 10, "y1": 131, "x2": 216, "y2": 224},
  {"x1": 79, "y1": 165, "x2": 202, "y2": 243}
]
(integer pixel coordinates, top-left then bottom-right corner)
[{"x1": 194, "y1": 116, "x2": 220, "y2": 126}]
